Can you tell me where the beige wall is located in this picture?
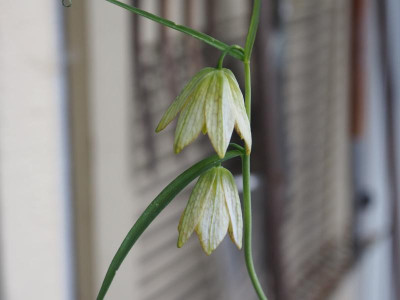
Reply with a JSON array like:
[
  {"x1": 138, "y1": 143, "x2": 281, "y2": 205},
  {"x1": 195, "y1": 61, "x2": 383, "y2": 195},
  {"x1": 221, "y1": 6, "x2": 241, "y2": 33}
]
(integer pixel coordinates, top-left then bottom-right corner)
[
  {"x1": 0, "y1": 1, "x2": 73, "y2": 299},
  {"x1": 86, "y1": 0, "x2": 137, "y2": 298}
]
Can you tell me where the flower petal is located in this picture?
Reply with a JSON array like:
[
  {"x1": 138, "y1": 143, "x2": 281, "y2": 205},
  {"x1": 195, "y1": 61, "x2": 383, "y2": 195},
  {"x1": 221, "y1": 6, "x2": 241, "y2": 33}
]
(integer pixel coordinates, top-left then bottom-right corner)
[
  {"x1": 195, "y1": 168, "x2": 229, "y2": 255},
  {"x1": 156, "y1": 67, "x2": 214, "y2": 132},
  {"x1": 223, "y1": 69, "x2": 252, "y2": 154},
  {"x1": 177, "y1": 168, "x2": 217, "y2": 248},
  {"x1": 205, "y1": 71, "x2": 235, "y2": 158},
  {"x1": 220, "y1": 167, "x2": 243, "y2": 249},
  {"x1": 173, "y1": 74, "x2": 212, "y2": 154}
]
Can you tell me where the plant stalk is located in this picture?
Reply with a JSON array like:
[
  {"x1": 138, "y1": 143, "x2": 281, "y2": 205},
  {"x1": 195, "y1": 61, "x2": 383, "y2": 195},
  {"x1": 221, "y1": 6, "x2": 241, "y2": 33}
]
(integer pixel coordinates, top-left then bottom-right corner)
[
  {"x1": 217, "y1": 45, "x2": 244, "y2": 69},
  {"x1": 242, "y1": 0, "x2": 267, "y2": 299}
]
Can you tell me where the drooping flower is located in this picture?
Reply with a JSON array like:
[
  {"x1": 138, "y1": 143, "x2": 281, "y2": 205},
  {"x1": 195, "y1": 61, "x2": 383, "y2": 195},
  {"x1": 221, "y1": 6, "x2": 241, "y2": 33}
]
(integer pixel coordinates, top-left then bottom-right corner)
[
  {"x1": 156, "y1": 67, "x2": 252, "y2": 158},
  {"x1": 177, "y1": 166, "x2": 243, "y2": 255}
]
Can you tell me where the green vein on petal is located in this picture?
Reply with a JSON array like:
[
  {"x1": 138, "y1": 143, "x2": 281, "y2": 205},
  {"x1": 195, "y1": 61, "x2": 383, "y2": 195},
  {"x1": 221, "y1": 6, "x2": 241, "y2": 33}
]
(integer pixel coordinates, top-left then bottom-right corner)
[
  {"x1": 205, "y1": 71, "x2": 235, "y2": 158},
  {"x1": 195, "y1": 168, "x2": 230, "y2": 255},
  {"x1": 224, "y1": 69, "x2": 252, "y2": 154},
  {"x1": 177, "y1": 168, "x2": 217, "y2": 248},
  {"x1": 220, "y1": 167, "x2": 243, "y2": 249},
  {"x1": 156, "y1": 68, "x2": 213, "y2": 132},
  {"x1": 174, "y1": 74, "x2": 213, "y2": 153}
]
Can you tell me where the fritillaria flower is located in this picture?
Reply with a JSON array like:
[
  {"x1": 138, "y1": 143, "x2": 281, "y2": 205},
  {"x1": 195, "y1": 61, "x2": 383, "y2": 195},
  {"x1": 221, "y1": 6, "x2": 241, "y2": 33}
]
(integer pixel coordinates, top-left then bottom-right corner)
[
  {"x1": 156, "y1": 67, "x2": 252, "y2": 158},
  {"x1": 177, "y1": 166, "x2": 243, "y2": 255}
]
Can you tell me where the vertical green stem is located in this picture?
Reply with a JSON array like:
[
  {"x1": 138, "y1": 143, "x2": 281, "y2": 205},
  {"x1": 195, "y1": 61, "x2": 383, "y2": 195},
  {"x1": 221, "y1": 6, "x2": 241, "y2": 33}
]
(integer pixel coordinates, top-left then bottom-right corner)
[
  {"x1": 243, "y1": 62, "x2": 267, "y2": 300},
  {"x1": 242, "y1": 1, "x2": 267, "y2": 300},
  {"x1": 244, "y1": 61, "x2": 252, "y2": 119}
]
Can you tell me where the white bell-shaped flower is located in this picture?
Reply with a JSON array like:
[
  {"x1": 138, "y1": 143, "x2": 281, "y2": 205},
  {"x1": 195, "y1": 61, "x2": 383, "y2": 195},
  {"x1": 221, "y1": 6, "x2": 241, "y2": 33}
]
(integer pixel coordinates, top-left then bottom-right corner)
[
  {"x1": 156, "y1": 67, "x2": 252, "y2": 158},
  {"x1": 177, "y1": 166, "x2": 243, "y2": 255}
]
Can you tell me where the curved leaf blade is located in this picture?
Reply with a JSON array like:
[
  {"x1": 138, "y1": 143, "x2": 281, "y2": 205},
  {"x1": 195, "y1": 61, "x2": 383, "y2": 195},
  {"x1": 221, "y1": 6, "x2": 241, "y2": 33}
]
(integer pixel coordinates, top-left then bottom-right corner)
[{"x1": 105, "y1": 0, "x2": 244, "y2": 61}]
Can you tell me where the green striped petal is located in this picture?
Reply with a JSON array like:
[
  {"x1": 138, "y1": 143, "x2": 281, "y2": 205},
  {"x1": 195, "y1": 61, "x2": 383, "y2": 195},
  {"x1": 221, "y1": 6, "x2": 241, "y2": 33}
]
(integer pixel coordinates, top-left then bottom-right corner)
[
  {"x1": 156, "y1": 67, "x2": 214, "y2": 132},
  {"x1": 223, "y1": 69, "x2": 252, "y2": 154},
  {"x1": 173, "y1": 74, "x2": 213, "y2": 154},
  {"x1": 220, "y1": 167, "x2": 243, "y2": 249},
  {"x1": 205, "y1": 71, "x2": 235, "y2": 158},
  {"x1": 177, "y1": 168, "x2": 217, "y2": 248},
  {"x1": 195, "y1": 168, "x2": 230, "y2": 255}
]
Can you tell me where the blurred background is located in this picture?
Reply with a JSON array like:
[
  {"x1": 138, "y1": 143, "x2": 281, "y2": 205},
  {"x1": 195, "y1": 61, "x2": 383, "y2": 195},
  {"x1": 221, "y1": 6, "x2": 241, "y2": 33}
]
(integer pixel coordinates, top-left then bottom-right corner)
[{"x1": 1, "y1": 0, "x2": 400, "y2": 299}]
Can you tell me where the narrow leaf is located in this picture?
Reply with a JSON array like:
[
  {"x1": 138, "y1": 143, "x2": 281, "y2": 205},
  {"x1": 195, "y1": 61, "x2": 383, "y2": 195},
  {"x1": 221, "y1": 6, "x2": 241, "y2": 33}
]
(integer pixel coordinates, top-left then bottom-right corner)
[{"x1": 105, "y1": 0, "x2": 244, "y2": 61}]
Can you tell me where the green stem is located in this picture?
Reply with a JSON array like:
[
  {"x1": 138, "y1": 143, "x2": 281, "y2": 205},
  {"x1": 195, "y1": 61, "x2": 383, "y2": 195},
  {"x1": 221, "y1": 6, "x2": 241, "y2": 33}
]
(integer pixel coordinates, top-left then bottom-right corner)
[
  {"x1": 244, "y1": 61, "x2": 252, "y2": 120},
  {"x1": 244, "y1": 0, "x2": 261, "y2": 62},
  {"x1": 242, "y1": 0, "x2": 267, "y2": 299},
  {"x1": 217, "y1": 45, "x2": 244, "y2": 69},
  {"x1": 229, "y1": 142, "x2": 245, "y2": 153},
  {"x1": 106, "y1": 0, "x2": 244, "y2": 61},
  {"x1": 242, "y1": 155, "x2": 266, "y2": 300}
]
